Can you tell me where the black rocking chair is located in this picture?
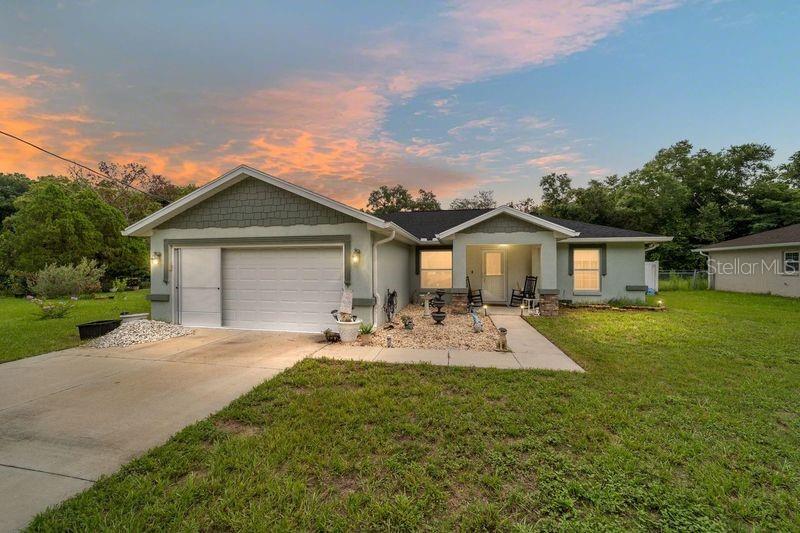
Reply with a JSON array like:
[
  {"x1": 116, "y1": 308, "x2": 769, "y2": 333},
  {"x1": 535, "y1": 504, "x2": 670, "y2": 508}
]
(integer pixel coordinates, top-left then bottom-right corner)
[
  {"x1": 466, "y1": 275, "x2": 483, "y2": 307},
  {"x1": 509, "y1": 275, "x2": 538, "y2": 307}
]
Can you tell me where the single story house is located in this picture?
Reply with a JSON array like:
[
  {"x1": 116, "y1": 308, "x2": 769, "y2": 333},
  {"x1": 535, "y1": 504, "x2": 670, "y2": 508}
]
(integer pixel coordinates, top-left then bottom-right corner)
[
  {"x1": 695, "y1": 223, "x2": 800, "y2": 298},
  {"x1": 123, "y1": 165, "x2": 672, "y2": 332}
]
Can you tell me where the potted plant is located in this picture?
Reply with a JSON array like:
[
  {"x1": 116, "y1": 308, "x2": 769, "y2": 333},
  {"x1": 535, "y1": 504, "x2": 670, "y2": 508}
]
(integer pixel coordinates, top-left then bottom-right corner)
[{"x1": 331, "y1": 310, "x2": 362, "y2": 343}]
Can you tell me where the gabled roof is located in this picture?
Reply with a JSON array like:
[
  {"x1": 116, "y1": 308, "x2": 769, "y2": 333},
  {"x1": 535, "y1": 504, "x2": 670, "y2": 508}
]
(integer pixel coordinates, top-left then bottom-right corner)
[
  {"x1": 696, "y1": 223, "x2": 800, "y2": 252},
  {"x1": 123, "y1": 165, "x2": 386, "y2": 236},
  {"x1": 434, "y1": 206, "x2": 579, "y2": 239},
  {"x1": 384, "y1": 208, "x2": 670, "y2": 242}
]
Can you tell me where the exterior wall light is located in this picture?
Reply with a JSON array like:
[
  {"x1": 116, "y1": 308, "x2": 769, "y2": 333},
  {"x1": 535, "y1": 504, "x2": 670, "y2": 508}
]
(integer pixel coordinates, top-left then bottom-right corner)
[
  {"x1": 151, "y1": 251, "x2": 162, "y2": 266},
  {"x1": 351, "y1": 249, "x2": 361, "y2": 264}
]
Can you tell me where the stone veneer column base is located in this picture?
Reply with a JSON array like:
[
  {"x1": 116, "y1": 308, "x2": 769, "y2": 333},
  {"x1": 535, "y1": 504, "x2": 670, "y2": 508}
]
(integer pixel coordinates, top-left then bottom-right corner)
[
  {"x1": 538, "y1": 291, "x2": 560, "y2": 317},
  {"x1": 450, "y1": 292, "x2": 468, "y2": 314}
]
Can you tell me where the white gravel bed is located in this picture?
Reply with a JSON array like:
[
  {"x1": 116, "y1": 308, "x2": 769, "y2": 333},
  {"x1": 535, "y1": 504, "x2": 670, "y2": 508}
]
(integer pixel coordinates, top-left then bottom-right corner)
[
  {"x1": 358, "y1": 304, "x2": 501, "y2": 351},
  {"x1": 88, "y1": 320, "x2": 194, "y2": 348}
]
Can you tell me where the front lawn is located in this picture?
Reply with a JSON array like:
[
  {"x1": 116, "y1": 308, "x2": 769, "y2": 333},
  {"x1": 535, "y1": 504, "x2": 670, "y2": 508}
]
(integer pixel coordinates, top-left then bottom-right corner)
[
  {"x1": 30, "y1": 291, "x2": 800, "y2": 530},
  {"x1": 0, "y1": 290, "x2": 149, "y2": 363}
]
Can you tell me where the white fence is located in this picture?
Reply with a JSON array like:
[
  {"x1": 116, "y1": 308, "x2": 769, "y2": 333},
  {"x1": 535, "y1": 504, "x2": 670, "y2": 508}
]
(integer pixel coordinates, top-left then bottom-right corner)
[{"x1": 645, "y1": 261, "x2": 659, "y2": 293}]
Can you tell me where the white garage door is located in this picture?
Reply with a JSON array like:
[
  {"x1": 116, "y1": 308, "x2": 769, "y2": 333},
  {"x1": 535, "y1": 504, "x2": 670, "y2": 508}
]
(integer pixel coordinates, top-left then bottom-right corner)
[{"x1": 221, "y1": 247, "x2": 344, "y2": 333}]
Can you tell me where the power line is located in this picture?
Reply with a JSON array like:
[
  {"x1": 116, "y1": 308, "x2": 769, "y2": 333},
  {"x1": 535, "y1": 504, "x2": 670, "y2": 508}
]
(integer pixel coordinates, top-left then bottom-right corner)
[{"x1": 0, "y1": 129, "x2": 171, "y2": 204}]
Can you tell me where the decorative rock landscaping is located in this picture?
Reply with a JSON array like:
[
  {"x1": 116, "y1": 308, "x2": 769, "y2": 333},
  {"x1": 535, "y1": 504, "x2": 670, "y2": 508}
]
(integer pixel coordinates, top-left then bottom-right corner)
[
  {"x1": 358, "y1": 304, "x2": 501, "y2": 351},
  {"x1": 88, "y1": 320, "x2": 194, "y2": 348}
]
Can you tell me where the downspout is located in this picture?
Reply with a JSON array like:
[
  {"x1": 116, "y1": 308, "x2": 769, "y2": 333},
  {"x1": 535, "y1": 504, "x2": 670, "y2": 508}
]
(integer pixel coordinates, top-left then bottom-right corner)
[{"x1": 372, "y1": 230, "x2": 396, "y2": 325}]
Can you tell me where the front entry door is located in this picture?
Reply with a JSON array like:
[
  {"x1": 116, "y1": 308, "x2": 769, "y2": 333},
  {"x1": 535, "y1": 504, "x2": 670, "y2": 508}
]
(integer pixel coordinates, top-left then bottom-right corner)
[{"x1": 481, "y1": 250, "x2": 506, "y2": 303}]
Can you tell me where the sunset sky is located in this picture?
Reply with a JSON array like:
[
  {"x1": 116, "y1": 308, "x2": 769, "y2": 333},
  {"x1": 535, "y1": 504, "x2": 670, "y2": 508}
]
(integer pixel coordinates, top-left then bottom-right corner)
[{"x1": 0, "y1": 1, "x2": 798, "y2": 207}]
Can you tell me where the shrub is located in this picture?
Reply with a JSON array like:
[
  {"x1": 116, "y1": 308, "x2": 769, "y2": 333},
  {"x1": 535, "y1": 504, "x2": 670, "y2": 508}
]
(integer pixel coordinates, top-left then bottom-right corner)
[
  {"x1": 607, "y1": 298, "x2": 660, "y2": 308},
  {"x1": 359, "y1": 322, "x2": 374, "y2": 335},
  {"x1": 30, "y1": 258, "x2": 106, "y2": 299},
  {"x1": 31, "y1": 298, "x2": 74, "y2": 319},
  {"x1": 110, "y1": 278, "x2": 128, "y2": 293}
]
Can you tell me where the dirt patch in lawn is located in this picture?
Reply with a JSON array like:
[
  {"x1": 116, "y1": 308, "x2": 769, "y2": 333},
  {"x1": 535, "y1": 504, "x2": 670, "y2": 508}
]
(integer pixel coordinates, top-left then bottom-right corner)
[
  {"x1": 358, "y1": 304, "x2": 501, "y2": 350},
  {"x1": 214, "y1": 419, "x2": 261, "y2": 437}
]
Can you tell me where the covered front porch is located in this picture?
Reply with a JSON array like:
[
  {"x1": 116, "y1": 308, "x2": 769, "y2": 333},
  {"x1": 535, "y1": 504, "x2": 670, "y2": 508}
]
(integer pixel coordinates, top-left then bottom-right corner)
[
  {"x1": 451, "y1": 231, "x2": 560, "y2": 304},
  {"x1": 463, "y1": 244, "x2": 542, "y2": 305}
]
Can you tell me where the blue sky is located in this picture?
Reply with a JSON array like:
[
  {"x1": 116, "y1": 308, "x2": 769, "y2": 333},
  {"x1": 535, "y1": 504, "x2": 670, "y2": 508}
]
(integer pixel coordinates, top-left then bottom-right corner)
[{"x1": 0, "y1": 1, "x2": 797, "y2": 206}]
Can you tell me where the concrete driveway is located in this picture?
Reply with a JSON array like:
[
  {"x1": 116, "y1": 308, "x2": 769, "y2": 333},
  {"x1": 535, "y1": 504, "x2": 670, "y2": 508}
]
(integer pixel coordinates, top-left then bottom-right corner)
[{"x1": 0, "y1": 328, "x2": 324, "y2": 531}]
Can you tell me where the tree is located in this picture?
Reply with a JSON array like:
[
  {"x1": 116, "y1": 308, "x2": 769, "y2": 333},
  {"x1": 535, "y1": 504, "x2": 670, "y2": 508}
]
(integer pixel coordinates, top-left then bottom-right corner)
[
  {"x1": 70, "y1": 161, "x2": 197, "y2": 224},
  {"x1": 507, "y1": 198, "x2": 539, "y2": 214},
  {"x1": 524, "y1": 140, "x2": 799, "y2": 269},
  {"x1": 366, "y1": 184, "x2": 440, "y2": 216},
  {"x1": 449, "y1": 190, "x2": 496, "y2": 209},
  {"x1": 0, "y1": 179, "x2": 147, "y2": 278},
  {"x1": 539, "y1": 173, "x2": 573, "y2": 214},
  {"x1": 0, "y1": 173, "x2": 31, "y2": 221}
]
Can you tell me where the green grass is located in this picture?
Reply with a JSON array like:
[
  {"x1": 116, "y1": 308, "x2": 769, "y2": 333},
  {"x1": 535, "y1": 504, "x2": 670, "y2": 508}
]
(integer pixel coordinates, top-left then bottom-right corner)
[
  {"x1": 0, "y1": 290, "x2": 149, "y2": 363},
  {"x1": 29, "y1": 292, "x2": 800, "y2": 531},
  {"x1": 660, "y1": 272, "x2": 709, "y2": 291}
]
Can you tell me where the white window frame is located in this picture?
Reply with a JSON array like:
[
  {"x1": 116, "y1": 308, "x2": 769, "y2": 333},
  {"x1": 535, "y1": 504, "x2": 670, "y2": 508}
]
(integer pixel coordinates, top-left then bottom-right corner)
[
  {"x1": 573, "y1": 248, "x2": 602, "y2": 293},
  {"x1": 784, "y1": 250, "x2": 799, "y2": 275},
  {"x1": 420, "y1": 249, "x2": 453, "y2": 289}
]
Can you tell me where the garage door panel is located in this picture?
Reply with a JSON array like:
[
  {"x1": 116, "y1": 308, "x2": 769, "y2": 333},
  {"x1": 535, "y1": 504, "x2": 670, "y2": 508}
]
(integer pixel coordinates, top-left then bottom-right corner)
[{"x1": 222, "y1": 247, "x2": 343, "y2": 332}]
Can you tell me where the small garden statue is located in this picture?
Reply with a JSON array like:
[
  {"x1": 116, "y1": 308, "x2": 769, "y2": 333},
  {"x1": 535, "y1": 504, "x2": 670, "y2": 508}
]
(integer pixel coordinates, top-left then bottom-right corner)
[
  {"x1": 422, "y1": 292, "x2": 431, "y2": 318},
  {"x1": 469, "y1": 306, "x2": 483, "y2": 333},
  {"x1": 401, "y1": 315, "x2": 414, "y2": 330},
  {"x1": 497, "y1": 327, "x2": 508, "y2": 351},
  {"x1": 431, "y1": 288, "x2": 446, "y2": 325},
  {"x1": 384, "y1": 289, "x2": 398, "y2": 323}
]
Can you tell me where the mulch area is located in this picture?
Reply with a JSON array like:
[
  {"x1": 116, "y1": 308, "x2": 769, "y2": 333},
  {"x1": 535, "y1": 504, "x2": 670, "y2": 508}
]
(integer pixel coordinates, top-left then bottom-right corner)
[{"x1": 357, "y1": 303, "x2": 501, "y2": 350}]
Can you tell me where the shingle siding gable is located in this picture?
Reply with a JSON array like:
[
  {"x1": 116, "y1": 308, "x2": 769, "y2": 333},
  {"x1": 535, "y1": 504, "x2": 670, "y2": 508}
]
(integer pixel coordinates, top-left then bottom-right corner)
[{"x1": 157, "y1": 177, "x2": 357, "y2": 229}]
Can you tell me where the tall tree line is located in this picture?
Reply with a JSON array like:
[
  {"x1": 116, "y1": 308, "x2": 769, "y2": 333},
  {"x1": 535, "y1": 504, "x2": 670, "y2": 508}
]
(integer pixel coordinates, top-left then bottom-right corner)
[{"x1": 524, "y1": 141, "x2": 800, "y2": 268}]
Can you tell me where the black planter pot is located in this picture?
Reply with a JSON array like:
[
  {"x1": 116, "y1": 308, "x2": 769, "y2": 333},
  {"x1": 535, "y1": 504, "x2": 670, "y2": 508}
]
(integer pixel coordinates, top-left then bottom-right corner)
[{"x1": 77, "y1": 319, "x2": 121, "y2": 340}]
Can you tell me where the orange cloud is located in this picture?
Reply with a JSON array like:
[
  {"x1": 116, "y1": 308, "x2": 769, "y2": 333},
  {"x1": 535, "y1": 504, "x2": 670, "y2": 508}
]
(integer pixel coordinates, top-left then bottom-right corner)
[{"x1": 0, "y1": 1, "x2": 682, "y2": 207}]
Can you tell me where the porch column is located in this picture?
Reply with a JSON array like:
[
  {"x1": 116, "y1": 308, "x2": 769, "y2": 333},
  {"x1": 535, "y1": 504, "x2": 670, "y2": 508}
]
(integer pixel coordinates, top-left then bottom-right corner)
[
  {"x1": 451, "y1": 237, "x2": 467, "y2": 289},
  {"x1": 539, "y1": 238, "x2": 558, "y2": 291}
]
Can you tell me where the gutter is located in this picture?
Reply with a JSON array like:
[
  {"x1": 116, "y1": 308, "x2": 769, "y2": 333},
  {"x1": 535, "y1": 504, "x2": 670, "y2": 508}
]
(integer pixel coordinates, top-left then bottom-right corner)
[{"x1": 372, "y1": 230, "x2": 396, "y2": 326}]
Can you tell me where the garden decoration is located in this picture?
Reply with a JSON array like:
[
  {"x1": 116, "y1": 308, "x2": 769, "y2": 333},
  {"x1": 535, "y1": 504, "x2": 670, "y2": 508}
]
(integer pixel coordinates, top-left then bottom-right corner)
[
  {"x1": 496, "y1": 327, "x2": 508, "y2": 351},
  {"x1": 422, "y1": 292, "x2": 431, "y2": 318},
  {"x1": 401, "y1": 315, "x2": 414, "y2": 330},
  {"x1": 332, "y1": 289, "x2": 362, "y2": 343},
  {"x1": 469, "y1": 306, "x2": 484, "y2": 333},
  {"x1": 431, "y1": 288, "x2": 446, "y2": 325},
  {"x1": 384, "y1": 289, "x2": 398, "y2": 323}
]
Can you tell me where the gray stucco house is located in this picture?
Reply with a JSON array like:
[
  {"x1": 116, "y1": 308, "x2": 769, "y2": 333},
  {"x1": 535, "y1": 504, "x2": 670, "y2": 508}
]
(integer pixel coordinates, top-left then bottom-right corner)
[
  {"x1": 124, "y1": 165, "x2": 672, "y2": 332},
  {"x1": 696, "y1": 223, "x2": 800, "y2": 298}
]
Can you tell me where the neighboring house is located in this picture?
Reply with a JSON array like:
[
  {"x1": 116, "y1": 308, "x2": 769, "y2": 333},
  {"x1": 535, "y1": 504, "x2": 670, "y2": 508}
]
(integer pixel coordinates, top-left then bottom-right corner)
[
  {"x1": 695, "y1": 223, "x2": 800, "y2": 298},
  {"x1": 123, "y1": 166, "x2": 672, "y2": 332}
]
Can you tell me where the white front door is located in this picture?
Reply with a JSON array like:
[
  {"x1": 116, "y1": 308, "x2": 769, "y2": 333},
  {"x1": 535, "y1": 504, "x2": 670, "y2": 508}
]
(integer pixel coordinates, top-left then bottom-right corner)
[
  {"x1": 177, "y1": 247, "x2": 221, "y2": 327},
  {"x1": 221, "y1": 247, "x2": 344, "y2": 332},
  {"x1": 481, "y1": 249, "x2": 506, "y2": 303}
]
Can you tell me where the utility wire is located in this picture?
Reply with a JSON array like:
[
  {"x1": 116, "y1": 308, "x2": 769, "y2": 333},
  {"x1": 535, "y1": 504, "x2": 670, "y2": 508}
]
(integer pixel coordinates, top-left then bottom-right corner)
[{"x1": 0, "y1": 128, "x2": 171, "y2": 204}]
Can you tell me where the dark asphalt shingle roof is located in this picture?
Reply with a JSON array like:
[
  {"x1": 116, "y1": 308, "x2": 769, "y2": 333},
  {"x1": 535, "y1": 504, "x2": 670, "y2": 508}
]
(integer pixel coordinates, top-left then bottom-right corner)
[
  {"x1": 383, "y1": 208, "x2": 493, "y2": 239},
  {"x1": 382, "y1": 208, "x2": 666, "y2": 240},
  {"x1": 699, "y1": 223, "x2": 800, "y2": 250}
]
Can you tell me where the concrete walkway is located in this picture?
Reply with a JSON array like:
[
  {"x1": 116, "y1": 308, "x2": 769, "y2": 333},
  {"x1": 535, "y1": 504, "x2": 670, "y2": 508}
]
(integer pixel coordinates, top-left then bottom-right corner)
[{"x1": 314, "y1": 316, "x2": 583, "y2": 372}]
